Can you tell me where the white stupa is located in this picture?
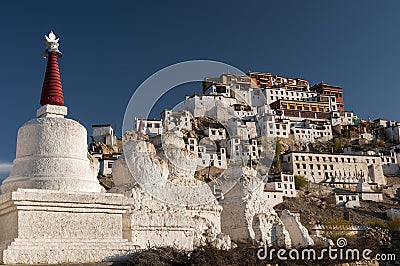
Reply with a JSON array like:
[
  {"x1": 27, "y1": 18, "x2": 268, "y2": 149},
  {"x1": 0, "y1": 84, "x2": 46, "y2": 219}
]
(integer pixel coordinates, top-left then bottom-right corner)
[
  {"x1": 0, "y1": 32, "x2": 136, "y2": 265},
  {"x1": 1, "y1": 31, "x2": 102, "y2": 193}
]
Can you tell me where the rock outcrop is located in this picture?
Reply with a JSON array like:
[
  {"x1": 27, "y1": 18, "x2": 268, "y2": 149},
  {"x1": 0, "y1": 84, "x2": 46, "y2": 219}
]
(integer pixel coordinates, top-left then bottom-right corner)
[
  {"x1": 280, "y1": 209, "x2": 314, "y2": 247},
  {"x1": 111, "y1": 131, "x2": 231, "y2": 250},
  {"x1": 219, "y1": 167, "x2": 292, "y2": 248}
]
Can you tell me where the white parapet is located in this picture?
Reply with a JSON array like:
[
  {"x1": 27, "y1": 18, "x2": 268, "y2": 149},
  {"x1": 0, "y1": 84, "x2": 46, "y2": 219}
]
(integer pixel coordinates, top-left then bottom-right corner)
[{"x1": 0, "y1": 189, "x2": 139, "y2": 264}]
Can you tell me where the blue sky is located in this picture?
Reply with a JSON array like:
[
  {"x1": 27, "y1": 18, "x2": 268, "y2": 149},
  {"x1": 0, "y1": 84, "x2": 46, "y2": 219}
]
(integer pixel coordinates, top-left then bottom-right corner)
[{"x1": 0, "y1": 0, "x2": 400, "y2": 180}]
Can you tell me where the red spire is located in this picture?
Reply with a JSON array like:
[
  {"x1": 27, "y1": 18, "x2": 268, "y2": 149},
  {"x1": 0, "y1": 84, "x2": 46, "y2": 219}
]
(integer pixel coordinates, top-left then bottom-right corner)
[
  {"x1": 40, "y1": 51, "x2": 64, "y2": 106},
  {"x1": 40, "y1": 31, "x2": 64, "y2": 106}
]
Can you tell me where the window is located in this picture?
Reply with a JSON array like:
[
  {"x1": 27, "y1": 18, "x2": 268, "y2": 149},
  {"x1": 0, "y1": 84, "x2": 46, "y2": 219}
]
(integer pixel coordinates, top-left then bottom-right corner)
[{"x1": 107, "y1": 162, "x2": 113, "y2": 168}]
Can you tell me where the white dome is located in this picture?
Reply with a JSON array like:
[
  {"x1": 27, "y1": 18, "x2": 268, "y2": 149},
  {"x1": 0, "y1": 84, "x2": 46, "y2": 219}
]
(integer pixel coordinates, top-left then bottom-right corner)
[{"x1": 1, "y1": 116, "x2": 103, "y2": 193}]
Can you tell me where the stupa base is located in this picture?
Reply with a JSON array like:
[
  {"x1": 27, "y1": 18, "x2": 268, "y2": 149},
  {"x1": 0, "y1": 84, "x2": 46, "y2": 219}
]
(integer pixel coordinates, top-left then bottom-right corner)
[{"x1": 0, "y1": 189, "x2": 139, "y2": 264}]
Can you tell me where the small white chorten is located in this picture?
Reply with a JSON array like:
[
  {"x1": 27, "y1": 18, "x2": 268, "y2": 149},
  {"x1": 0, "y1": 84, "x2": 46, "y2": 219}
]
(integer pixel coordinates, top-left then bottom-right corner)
[{"x1": 1, "y1": 31, "x2": 102, "y2": 193}]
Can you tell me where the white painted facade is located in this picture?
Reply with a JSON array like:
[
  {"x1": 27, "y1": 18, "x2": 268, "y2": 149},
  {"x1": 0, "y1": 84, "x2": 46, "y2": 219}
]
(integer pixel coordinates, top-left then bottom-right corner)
[
  {"x1": 227, "y1": 138, "x2": 259, "y2": 162},
  {"x1": 292, "y1": 121, "x2": 332, "y2": 143},
  {"x1": 184, "y1": 94, "x2": 236, "y2": 119},
  {"x1": 205, "y1": 127, "x2": 226, "y2": 141},
  {"x1": 99, "y1": 157, "x2": 119, "y2": 176},
  {"x1": 356, "y1": 178, "x2": 384, "y2": 202},
  {"x1": 134, "y1": 117, "x2": 163, "y2": 137},
  {"x1": 161, "y1": 109, "x2": 192, "y2": 132},
  {"x1": 281, "y1": 152, "x2": 386, "y2": 185},
  {"x1": 186, "y1": 137, "x2": 227, "y2": 170},
  {"x1": 380, "y1": 151, "x2": 400, "y2": 175},
  {"x1": 335, "y1": 192, "x2": 360, "y2": 208},
  {"x1": 331, "y1": 111, "x2": 358, "y2": 126},
  {"x1": 92, "y1": 125, "x2": 117, "y2": 146},
  {"x1": 265, "y1": 173, "x2": 297, "y2": 198},
  {"x1": 227, "y1": 120, "x2": 257, "y2": 140},
  {"x1": 262, "y1": 189, "x2": 284, "y2": 208},
  {"x1": 262, "y1": 88, "x2": 317, "y2": 105},
  {"x1": 385, "y1": 125, "x2": 400, "y2": 144}
]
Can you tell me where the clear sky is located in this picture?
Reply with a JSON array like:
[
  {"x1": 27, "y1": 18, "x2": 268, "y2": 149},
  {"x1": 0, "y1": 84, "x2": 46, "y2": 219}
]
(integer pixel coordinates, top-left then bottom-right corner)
[{"x1": 1, "y1": 0, "x2": 400, "y2": 179}]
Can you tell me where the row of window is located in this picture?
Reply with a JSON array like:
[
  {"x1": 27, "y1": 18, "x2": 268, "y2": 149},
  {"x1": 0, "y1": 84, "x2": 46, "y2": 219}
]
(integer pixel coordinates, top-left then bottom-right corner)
[
  {"x1": 337, "y1": 195, "x2": 357, "y2": 201},
  {"x1": 267, "y1": 89, "x2": 315, "y2": 97},
  {"x1": 141, "y1": 122, "x2": 162, "y2": 129},
  {"x1": 294, "y1": 130, "x2": 331, "y2": 136},
  {"x1": 291, "y1": 155, "x2": 377, "y2": 164}
]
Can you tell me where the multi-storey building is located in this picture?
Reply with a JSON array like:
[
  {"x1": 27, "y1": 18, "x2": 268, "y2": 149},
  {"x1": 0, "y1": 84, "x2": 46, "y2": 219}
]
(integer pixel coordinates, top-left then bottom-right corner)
[
  {"x1": 91, "y1": 124, "x2": 117, "y2": 146},
  {"x1": 186, "y1": 137, "x2": 227, "y2": 170},
  {"x1": 247, "y1": 72, "x2": 309, "y2": 90},
  {"x1": 310, "y1": 82, "x2": 344, "y2": 112},
  {"x1": 227, "y1": 119, "x2": 258, "y2": 140},
  {"x1": 161, "y1": 109, "x2": 192, "y2": 132},
  {"x1": 265, "y1": 173, "x2": 297, "y2": 198},
  {"x1": 270, "y1": 99, "x2": 331, "y2": 113},
  {"x1": 261, "y1": 87, "x2": 317, "y2": 106},
  {"x1": 331, "y1": 111, "x2": 359, "y2": 126},
  {"x1": 281, "y1": 151, "x2": 386, "y2": 185},
  {"x1": 184, "y1": 94, "x2": 237, "y2": 119},
  {"x1": 203, "y1": 73, "x2": 253, "y2": 91},
  {"x1": 292, "y1": 120, "x2": 332, "y2": 143},
  {"x1": 134, "y1": 118, "x2": 163, "y2": 137},
  {"x1": 204, "y1": 127, "x2": 226, "y2": 141},
  {"x1": 90, "y1": 125, "x2": 121, "y2": 178},
  {"x1": 226, "y1": 138, "x2": 259, "y2": 162}
]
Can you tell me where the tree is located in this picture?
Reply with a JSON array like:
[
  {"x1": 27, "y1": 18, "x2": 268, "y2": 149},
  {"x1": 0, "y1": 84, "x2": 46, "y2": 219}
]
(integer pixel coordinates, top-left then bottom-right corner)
[
  {"x1": 275, "y1": 138, "x2": 282, "y2": 172},
  {"x1": 294, "y1": 175, "x2": 307, "y2": 190}
]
